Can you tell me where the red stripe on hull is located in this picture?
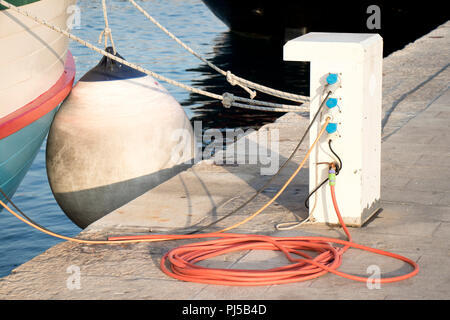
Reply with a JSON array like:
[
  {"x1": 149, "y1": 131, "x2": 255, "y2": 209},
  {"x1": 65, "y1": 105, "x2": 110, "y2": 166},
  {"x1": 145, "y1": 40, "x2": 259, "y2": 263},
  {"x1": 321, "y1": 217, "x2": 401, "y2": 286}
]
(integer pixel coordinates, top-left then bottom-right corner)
[{"x1": 0, "y1": 51, "x2": 76, "y2": 140}]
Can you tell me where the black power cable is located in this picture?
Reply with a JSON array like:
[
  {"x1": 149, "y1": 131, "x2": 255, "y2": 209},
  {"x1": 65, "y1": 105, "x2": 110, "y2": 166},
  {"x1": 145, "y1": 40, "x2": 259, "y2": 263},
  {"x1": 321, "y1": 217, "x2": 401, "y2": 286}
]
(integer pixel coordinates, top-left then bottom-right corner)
[
  {"x1": 304, "y1": 139, "x2": 342, "y2": 209},
  {"x1": 190, "y1": 90, "x2": 333, "y2": 234},
  {"x1": 304, "y1": 178, "x2": 328, "y2": 210},
  {"x1": 0, "y1": 188, "x2": 48, "y2": 231},
  {"x1": 328, "y1": 139, "x2": 342, "y2": 174},
  {"x1": 276, "y1": 139, "x2": 343, "y2": 230}
]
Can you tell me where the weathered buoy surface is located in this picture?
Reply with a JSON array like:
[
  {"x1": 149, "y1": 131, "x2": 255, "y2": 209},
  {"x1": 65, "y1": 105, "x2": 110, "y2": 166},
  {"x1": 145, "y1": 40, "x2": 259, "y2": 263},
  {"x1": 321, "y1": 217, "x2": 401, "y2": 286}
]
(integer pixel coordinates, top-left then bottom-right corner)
[{"x1": 46, "y1": 48, "x2": 195, "y2": 229}]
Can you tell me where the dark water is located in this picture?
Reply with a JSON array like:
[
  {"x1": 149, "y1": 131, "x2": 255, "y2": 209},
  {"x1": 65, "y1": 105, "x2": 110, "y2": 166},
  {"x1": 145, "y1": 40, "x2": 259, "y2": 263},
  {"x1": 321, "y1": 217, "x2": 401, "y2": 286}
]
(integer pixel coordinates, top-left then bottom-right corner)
[{"x1": 0, "y1": 0, "x2": 442, "y2": 277}]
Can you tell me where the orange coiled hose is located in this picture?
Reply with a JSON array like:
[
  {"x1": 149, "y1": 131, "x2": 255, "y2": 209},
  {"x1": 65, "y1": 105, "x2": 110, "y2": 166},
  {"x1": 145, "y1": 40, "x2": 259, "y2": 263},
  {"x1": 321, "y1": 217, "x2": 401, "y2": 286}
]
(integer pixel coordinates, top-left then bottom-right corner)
[{"x1": 109, "y1": 184, "x2": 419, "y2": 286}]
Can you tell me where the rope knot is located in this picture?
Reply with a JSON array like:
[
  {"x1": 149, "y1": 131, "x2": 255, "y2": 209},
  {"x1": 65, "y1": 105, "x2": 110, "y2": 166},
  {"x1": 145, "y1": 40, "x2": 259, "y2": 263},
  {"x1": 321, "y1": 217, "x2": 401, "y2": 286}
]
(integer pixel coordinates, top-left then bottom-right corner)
[
  {"x1": 226, "y1": 71, "x2": 237, "y2": 86},
  {"x1": 98, "y1": 28, "x2": 111, "y2": 44},
  {"x1": 104, "y1": 27, "x2": 112, "y2": 39},
  {"x1": 222, "y1": 92, "x2": 235, "y2": 108},
  {"x1": 98, "y1": 27, "x2": 117, "y2": 54},
  {"x1": 226, "y1": 71, "x2": 257, "y2": 100}
]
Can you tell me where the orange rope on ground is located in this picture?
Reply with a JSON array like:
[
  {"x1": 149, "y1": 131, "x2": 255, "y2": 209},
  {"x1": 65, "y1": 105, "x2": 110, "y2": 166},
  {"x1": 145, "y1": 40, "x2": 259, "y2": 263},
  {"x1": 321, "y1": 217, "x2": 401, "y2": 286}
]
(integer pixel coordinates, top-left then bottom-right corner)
[
  {"x1": 216, "y1": 116, "x2": 330, "y2": 233},
  {"x1": 0, "y1": 118, "x2": 330, "y2": 245},
  {"x1": 0, "y1": 118, "x2": 419, "y2": 286}
]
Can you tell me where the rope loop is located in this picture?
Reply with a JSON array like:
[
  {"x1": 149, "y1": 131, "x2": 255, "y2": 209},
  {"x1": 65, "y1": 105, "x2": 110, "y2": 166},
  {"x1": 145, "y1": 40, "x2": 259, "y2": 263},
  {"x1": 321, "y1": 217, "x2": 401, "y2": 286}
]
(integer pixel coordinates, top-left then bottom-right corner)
[
  {"x1": 100, "y1": 0, "x2": 117, "y2": 54},
  {"x1": 222, "y1": 92, "x2": 235, "y2": 108},
  {"x1": 226, "y1": 71, "x2": 257, "y2": 99},
  {"x1": 98, "y1": 27, "x2": 112, "y2": 46}
]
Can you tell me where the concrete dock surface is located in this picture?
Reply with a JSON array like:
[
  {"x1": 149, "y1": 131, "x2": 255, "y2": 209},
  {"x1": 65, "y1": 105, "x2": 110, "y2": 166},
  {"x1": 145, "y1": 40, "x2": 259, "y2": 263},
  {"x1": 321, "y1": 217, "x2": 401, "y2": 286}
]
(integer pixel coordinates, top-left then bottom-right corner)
[{"x1": 0, "y1": 21, "x2": 449, "y2": 299}]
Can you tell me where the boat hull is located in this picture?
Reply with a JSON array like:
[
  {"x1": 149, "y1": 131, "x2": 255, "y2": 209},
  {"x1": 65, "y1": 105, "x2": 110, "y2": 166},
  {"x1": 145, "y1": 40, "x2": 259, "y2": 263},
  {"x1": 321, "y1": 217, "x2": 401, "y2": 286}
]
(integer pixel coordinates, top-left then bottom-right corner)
[
  {"x1": 201, "y1": 0, "x2": 448, "y2": 55},
  {"x1": 0, "y1": 0, "x2": 76, "y2": 207},
  {"x1": 0, "y1": 107, "x2": 59, "y2": 204}
]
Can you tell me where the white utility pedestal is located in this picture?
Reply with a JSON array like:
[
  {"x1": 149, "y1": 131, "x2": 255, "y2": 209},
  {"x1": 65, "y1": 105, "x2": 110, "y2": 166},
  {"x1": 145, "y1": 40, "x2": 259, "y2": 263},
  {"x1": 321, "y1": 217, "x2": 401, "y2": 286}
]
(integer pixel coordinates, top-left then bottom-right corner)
[{"x1": 284, "y1": 33, "x2": 383, "y2": 226}]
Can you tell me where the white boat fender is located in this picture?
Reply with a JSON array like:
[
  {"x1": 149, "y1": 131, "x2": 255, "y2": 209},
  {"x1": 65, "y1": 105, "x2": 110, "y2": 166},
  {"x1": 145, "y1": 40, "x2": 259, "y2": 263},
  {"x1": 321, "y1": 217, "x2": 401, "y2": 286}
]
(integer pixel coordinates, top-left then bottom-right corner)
[{"x1": 46, "y1": 47, "x2": 195, "y2": 229}]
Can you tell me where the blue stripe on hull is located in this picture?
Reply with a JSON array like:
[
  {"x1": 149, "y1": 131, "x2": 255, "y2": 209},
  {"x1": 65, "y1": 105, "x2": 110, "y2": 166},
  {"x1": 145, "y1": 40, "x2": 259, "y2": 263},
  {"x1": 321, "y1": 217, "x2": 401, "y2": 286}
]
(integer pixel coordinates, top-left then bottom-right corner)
[{"x1": 0, "y1": 108, "x2": 58, "y2": 209}]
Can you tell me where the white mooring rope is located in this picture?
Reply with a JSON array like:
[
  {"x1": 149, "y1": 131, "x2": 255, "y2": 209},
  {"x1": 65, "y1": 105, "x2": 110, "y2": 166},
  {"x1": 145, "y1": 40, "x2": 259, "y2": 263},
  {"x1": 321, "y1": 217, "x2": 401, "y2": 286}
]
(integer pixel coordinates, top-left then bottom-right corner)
[
  {"x1": 0, "y1": 0, "x2": 309, "y2": 113},
  {"x1": 99, "y1": 0, "x2": 117, "y2": 54},
  {"x1": 127, "y1": 0, "x2": 310, "y2": 104}
]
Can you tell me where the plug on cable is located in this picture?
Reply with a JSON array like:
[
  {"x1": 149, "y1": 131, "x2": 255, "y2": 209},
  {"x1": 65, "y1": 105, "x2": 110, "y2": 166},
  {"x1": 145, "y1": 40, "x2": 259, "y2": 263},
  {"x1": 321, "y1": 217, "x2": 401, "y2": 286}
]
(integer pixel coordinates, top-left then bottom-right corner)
[{"x1": 304, "y1": 140, "x2": 341, "y2": 210}]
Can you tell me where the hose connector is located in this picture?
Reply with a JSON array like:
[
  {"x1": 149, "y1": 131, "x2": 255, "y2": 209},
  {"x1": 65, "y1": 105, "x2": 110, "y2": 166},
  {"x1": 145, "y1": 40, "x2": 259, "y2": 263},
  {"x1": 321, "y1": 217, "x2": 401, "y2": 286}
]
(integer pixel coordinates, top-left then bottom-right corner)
[{"x1": 328, "y1": 167, "x2": 336, "y2": 186}]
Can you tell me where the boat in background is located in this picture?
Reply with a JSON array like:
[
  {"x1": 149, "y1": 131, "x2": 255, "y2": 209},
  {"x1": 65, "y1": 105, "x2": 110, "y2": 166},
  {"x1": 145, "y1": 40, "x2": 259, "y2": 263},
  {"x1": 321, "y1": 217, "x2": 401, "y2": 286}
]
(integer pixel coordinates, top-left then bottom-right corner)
[
  {"x1": 0, "y1": 0, "x2": 76, "y2": 208},
  {"x1": 201, "y1": 0, "x2": 448, "y2": 56}
]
